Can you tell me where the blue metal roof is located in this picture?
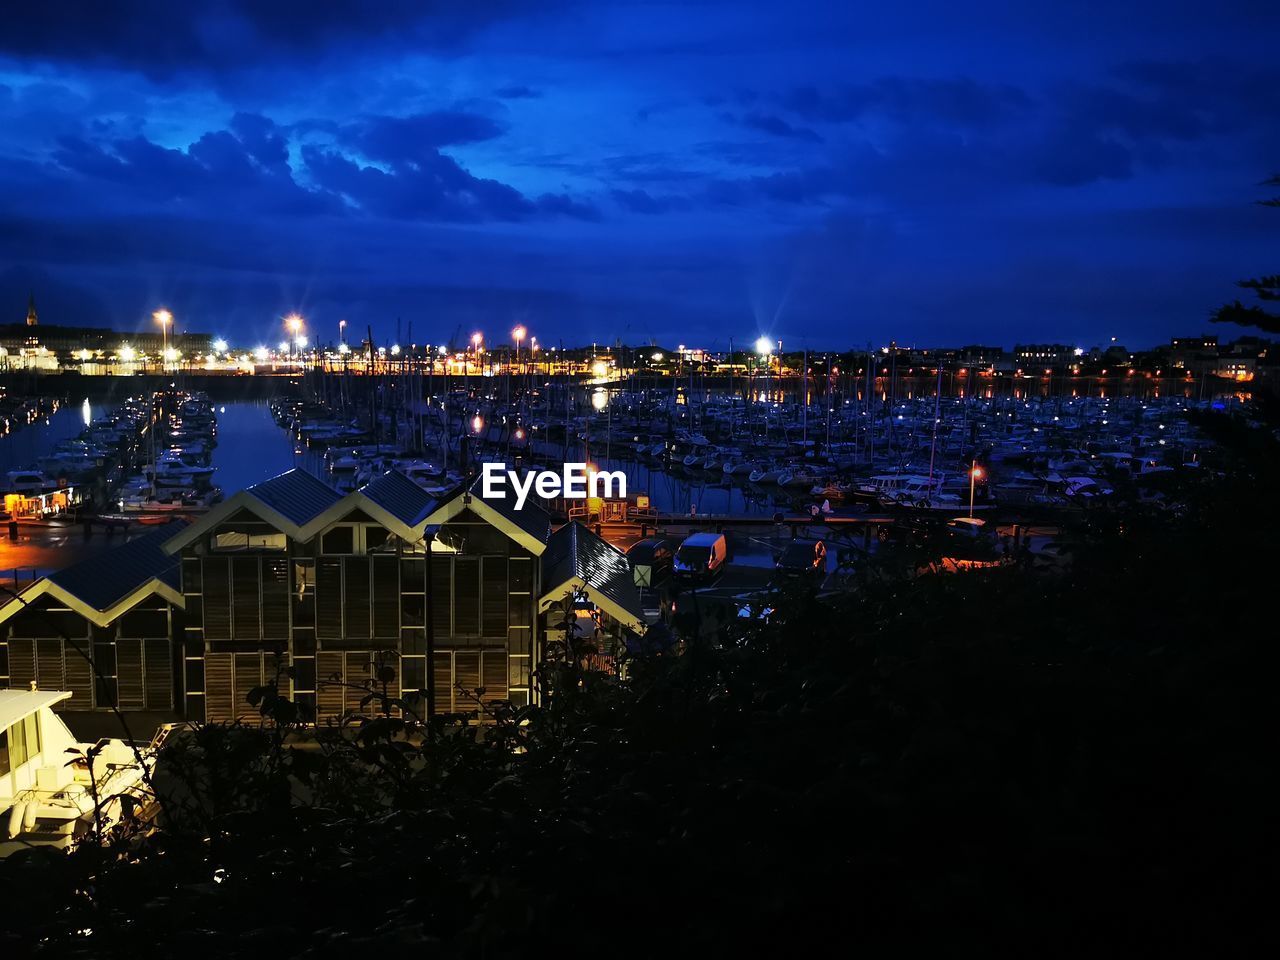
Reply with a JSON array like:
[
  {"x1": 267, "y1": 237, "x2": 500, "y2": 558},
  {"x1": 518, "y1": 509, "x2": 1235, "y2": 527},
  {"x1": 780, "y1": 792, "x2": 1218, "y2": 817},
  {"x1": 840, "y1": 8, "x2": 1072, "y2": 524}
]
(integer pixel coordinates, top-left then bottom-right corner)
[
  {"x1": 245, "y1": 468, "x2": 343, "y2": 527},
  {"x1": 359, "y1": 469, "x2": 437, "y2": 527},
  {"x1": 469, "y1": 475, "x2": 552, "y2": 546},
  {"x1": 541, "y1": 522, "x2": 644, "y2": 623},
  {"x1": 47, "y1": 521, "x2": 184, "y2": 611}
]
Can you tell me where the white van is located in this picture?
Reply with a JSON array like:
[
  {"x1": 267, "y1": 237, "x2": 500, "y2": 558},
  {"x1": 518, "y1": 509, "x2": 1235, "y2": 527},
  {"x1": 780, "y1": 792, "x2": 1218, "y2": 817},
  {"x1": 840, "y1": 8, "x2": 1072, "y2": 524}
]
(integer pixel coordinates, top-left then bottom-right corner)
[{"x1": 673, "y1": 532, "x2": 727, "y2": 582}]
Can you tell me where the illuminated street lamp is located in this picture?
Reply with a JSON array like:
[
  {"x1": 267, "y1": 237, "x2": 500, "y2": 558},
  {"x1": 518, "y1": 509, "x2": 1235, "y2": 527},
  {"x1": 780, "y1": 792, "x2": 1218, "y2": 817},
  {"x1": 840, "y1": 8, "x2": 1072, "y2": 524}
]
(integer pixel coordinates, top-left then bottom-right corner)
[
  {"x1": 339, "y1": 319, "x2": 347, "y2": 346},
  {"x1": 512, "y1": 324, "x2": 526, "y2": 371},
  {"x1": 213, "y1": 338, "x2": 228, "y2": 353},
  {"x1": 153, "y1": 309, "x2": 172, "y2": 371},
  {"x1": 285, "y1": 313, "x2": 303, "y2": 362},
  {"x1": 970, "y1": 463, "x2": 984, "y2": 518}
]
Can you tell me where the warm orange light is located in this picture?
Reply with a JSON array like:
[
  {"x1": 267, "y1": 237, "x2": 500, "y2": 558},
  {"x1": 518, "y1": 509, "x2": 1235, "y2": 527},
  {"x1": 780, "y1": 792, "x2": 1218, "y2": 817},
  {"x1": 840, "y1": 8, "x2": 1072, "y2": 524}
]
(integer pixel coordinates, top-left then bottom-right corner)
[
  {"x1": 285, "y1": 313, "x2": 303, "y2": 334},
  {"x1": 471, "y1": 332, "x2": 483, "y2": 347},
  {"x1": 971, "y1": 466, "x2": 984, "y2": 480},
  {"x1": 512, "y1": 325, "x2": 526, "y2": 343},
  {"x1": 153, "y1": 308, "x2": 172, "y2": 326}
]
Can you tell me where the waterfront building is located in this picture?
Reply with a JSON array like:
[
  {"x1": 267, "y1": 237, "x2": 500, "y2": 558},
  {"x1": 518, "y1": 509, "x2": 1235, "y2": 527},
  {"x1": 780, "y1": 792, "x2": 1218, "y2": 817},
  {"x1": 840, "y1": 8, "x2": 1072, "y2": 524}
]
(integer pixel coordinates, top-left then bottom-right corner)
[
  {"x1": 0, "y1": 470, "x2": 645, "y2": 724},
  {"x1": 0, "y1": 526, "x2": 183, "y2": 712}
]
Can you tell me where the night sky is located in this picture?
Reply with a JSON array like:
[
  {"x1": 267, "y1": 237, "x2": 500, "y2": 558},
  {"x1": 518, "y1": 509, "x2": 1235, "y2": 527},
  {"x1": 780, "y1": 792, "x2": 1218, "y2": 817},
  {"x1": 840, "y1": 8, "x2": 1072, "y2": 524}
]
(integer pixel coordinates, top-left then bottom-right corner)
[{"x1": 1, "y1": 2, "x2": 1277, "y2": 350}]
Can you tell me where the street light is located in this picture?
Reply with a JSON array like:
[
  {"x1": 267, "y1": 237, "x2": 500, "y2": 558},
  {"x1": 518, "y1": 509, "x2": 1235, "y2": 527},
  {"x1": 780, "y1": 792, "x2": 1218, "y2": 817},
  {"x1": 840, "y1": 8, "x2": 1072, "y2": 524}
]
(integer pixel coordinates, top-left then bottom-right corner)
[
  {"x1": 969, "y1": 463, "x2": 984, "y2": 518},
  {"x1": 153, "y1": 309, "x2": 172, "y2": 372},
  {"x1": 285, "y1": 313, "x2": 303, "y2": 363},
  {"x1": 339, "y1": 319, "x2": 347, "y2": 346}
]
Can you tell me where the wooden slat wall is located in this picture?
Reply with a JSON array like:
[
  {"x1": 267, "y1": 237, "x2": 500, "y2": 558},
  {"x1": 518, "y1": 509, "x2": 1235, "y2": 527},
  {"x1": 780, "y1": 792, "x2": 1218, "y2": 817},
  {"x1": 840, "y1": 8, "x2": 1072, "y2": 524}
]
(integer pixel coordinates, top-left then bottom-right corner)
[
  {"x1": 371, "y1": 556, "x2": 399, "y2": 639},
  {"x1": 203, "y1": 558, "x2": 232, "y2": 640},
  {"x1": 432, "y1": 651, "x2": 453, "y2": 713},
  {"x1": 7, "y1": 638, "x2": 34, "y2": 690},
  {"x1": 204, "y1": 652, "x2": 234, "y2": 723},
  {"x1": 117, "y1": 639, "x2": 145, "y2": 710},
  {"x1": 481, "y1": 650, "x2": 508, "y2": 704},
  {"x1": 316, "y1": 558, "x2": 342, "y2": 640},
  {"x1": 454, "y1": 558, "x2": 480, "y2": 636},
  {"x1": 316, "y1": 651, "x2": 344, "y2": 719},
  {"x1": 429, "y1": 558, "x2": 451, "y2": 636},
  {"x1": 261, "y1": 558, "x2": 290, "y2": 640},
  {"x1": 234, "y1": 653, "x2": 262, "y2": 718},
  {"x1": 482, "y1": 557, "x2": 507, "y2": 637},
  {"x1": 64, "y1": 650, "x2": 93, "y2": 708},
  {"x1": 36, "y1": 639, "x2": 64, "y2": 691},
  {"x1": 144, "y1": 638, "x2": 172, "y2": 710},
  {"x1": 232, "y1": 557, "x2": 260, "y2": 640},
  {"x1": 344, "y1": 557, "x2": 370, "y2": 639},
  {"x1": 454, "y1": 650, "x2": 481, "y2": 708}
]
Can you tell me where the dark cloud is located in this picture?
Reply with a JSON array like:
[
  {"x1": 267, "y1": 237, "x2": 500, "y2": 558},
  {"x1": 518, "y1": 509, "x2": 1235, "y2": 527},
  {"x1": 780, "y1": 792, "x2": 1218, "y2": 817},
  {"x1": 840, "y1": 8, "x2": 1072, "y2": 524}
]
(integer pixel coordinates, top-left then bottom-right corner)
[
  {"x1": 0, "y1": 1, "x2": 553, "y2": 77},
  {"x1": 343, "y1": 111, "x2": 507, "y2": 162},
  {"x1": 786, "y1": 77, "x2": 1033, "y2": 127},
  {"x1": 611, "y1": 189, "x2": 691, "y2": 215},
  {"x1": 738, "y1": 112, "x2": 823, "y2": 143},
  {"x1": 301, "y1": 145, "x2": 597, "y2": 223},
  {"x1": 495, "y1": 85, "x2": 541, "y2": 99}
]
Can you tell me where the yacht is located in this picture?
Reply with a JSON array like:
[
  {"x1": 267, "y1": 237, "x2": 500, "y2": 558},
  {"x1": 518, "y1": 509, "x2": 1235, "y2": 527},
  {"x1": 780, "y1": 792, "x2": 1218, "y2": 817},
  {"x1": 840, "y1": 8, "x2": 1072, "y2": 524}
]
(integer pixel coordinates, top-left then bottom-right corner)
[{"x1": 1, "y1": 689, "x2": 160, "y2": 858}]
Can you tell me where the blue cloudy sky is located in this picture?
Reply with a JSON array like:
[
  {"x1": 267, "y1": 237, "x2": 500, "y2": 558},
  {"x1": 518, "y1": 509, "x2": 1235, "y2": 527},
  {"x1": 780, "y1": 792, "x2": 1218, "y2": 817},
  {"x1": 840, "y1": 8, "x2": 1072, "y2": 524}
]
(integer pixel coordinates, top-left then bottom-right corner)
[{"x1": 1, "y1": 1, "x2": 1277, "y2": 349}]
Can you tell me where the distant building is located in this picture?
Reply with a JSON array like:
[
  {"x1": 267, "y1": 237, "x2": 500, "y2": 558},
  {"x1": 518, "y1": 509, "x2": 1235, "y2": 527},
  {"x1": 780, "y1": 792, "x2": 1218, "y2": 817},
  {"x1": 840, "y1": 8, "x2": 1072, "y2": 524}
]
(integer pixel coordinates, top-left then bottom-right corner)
[
  {"x1": 1171, "y1": 335, "x2": 1218, "y2": 353},
  {"x1": 25, "y1": 294, "x2": 37, "y2": 327},
  {"x1": 958, "y1": 345, "x2": 1006, "y2": 367},
  {"x1": 1014, "y1": 344, "x2": 1074, "y2": 365},
  {"x1": 1217, "y1": 357, "x2": 1256, "y2": 381}
]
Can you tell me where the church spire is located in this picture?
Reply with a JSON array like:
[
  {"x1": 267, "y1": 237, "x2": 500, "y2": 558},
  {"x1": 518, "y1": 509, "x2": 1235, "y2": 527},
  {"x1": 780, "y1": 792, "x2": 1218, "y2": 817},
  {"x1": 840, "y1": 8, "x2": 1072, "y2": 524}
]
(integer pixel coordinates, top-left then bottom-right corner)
[{"x1": 26, "y1": 292, "x2": 37, "y2": 327}]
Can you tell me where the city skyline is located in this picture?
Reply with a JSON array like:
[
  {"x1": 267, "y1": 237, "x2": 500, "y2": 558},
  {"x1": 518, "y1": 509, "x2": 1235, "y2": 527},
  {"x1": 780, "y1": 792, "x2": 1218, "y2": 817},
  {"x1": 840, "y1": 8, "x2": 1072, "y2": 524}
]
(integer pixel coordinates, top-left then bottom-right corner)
[{"x1": 2, "y1": 3, "x2": 1277, "y2": 349}]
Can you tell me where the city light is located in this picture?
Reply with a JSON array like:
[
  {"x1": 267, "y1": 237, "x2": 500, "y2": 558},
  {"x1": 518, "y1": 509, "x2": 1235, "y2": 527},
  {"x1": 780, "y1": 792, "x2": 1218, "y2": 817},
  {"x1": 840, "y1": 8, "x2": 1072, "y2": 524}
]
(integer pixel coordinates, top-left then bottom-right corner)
[
  {"x1": 295, "y1": 336, "x2": 308, "y2": 349},
  {"x1": 213, "y1": 338, "x2": 228, "y2": 353},
  {"x1": 391, "y1": 344, "x2": 401, "y2": 356},
  {"x1": 338, "y1": 342, "x2": 350, "y2": 355},
  {"x1": 119, "y1": 344, "x2": 136, "y2": 362},
  {"x1": 472, "y1": 414, "x2": 484, "y2": 433},
  {"x1": 152, "y1": 309, "x2": 172, "y2": 326},
  {"x1": 755, "y1": 336, "x2": 772, "y2": 355},
  {"x1": 254, "y1": 346, "x2": 269, "y2": 361},
  {"x1": 471, "y1": 332, "x2": 483, "y2": 348},
  {"x1": 285, "y1": 313, "x2": 303, "y2": 335},
  {"x1": 278, "y1": 341, "x2": 289, "y2": 352}
]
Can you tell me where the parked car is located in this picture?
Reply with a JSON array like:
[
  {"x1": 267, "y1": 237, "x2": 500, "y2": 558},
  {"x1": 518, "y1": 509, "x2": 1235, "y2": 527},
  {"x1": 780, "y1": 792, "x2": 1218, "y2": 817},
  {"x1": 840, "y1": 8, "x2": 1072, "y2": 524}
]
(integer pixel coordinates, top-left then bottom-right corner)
[
  {"x1": 673, "y1": 532, "x2": 728, "y2": 582},
  {"x1": 773, "y1": 539, "x2": 827, "y2": 581},
  {"x1": 627, "y1": 537, "x2": 675, "y2": 587}
]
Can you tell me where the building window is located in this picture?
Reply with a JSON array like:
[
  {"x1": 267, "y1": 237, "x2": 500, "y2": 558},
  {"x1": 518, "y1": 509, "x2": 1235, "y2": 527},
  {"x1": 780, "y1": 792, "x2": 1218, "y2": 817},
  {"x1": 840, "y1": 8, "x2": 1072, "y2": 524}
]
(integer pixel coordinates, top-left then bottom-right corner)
[{"x1": 321, "y1": 525, "x2": 355, "y2": 555}]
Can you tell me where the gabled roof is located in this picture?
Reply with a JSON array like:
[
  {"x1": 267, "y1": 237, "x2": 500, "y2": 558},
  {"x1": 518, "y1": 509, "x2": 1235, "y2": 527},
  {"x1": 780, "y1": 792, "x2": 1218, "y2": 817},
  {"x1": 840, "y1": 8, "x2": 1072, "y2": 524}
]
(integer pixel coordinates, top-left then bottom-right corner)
[
  {"x1": 419, "y1": 477, "x2": 553, "y2": 556},
  {"x1": 539, "y1": 521, "x2": 645, "y2": 631},
  {"x1": 0, "y1": 523, "x2": 186, "y2": 629},
  {"x1": 165, "y1": 469, "x2": 552, "y2": 556},
  {"x1": 358, "y1": 470, "x2": 437, "y2": 529},
  {"x1": 244, "y1": 468, "x2": 345, "y2": 527},
  {"x1": 164, "y1": 468, "x2": 347, "y2": 553},
  {"x1": 472, "y1": 476, "x2": 553, "y2": 547}
]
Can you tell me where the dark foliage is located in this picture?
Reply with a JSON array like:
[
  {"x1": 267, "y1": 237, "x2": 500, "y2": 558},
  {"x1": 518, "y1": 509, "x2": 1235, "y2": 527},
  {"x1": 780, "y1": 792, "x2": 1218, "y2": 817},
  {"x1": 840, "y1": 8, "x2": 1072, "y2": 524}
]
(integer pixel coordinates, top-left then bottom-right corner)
[
  {"x1": 1, "y1": 410, "x2": 1278, "y2": 957},
  {"x1": 1212, "y1": 172, "x2": 1280, "y2": 332}
]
